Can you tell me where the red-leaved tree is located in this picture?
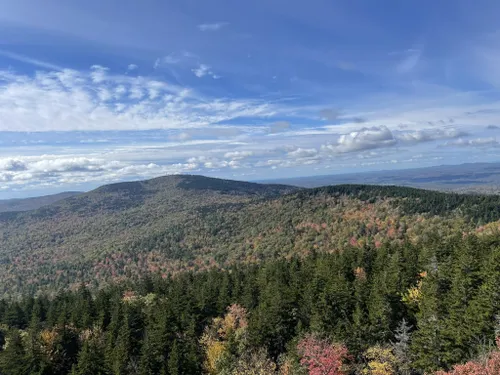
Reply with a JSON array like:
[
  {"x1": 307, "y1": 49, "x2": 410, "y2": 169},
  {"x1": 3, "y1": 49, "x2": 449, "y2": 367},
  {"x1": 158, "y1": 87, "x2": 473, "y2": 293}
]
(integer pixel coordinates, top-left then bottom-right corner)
[
  {"x1": 297, "y1": 334, "x2": 350, "y2": 375},
  {"x1": 435, "y1": 337, "x2": 500, "y2": 375}
]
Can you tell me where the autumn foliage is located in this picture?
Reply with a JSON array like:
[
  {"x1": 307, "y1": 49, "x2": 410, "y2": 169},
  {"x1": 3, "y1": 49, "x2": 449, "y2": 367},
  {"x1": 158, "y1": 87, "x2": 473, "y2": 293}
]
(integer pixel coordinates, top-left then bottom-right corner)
[
  {"x1": 200, "y1": 304, "x2": 250, "y2": 374},
  {"x1": 297, "y1": 334, "x2": 350, "y2": 375},
  {"x1": 435, "y1": 338, "x2": 500, "y2": 375}
]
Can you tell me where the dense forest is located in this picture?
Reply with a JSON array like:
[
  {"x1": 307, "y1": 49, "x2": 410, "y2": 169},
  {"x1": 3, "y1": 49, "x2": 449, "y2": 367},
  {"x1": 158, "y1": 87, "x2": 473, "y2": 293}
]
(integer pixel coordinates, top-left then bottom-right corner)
[
  {"x1": 2, "y1": 175, "x2": 500, "y2": 297},
  {"x1": 0, "y1": 176, "x2": 499, "y2": 374},
  {"x1": 0, "y1": 234, "x2": 499, "y2": 374}
]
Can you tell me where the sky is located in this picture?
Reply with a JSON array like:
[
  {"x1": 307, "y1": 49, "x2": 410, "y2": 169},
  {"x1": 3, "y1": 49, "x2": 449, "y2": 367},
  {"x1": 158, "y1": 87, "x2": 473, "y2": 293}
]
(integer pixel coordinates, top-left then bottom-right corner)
[{"x1": 2, "y1": 0, "x2": 500, "y2": 198}]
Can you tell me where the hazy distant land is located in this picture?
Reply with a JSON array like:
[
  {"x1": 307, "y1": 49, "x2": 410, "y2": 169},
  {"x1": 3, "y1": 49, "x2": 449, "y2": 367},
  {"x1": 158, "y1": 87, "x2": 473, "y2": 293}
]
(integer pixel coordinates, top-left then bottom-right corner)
[{"x1": 260, "y1": 162, "x2": 500, "y2": 193}]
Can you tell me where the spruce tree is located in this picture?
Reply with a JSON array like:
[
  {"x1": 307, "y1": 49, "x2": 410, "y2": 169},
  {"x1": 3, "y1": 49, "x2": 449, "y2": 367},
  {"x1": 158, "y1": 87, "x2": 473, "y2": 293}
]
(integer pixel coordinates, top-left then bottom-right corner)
[
  {"x1": 411, "y1": 271, "x2": 445, "y2": 372},
  {"x1": 0, "y1": 330, "x2": 29, "y2": 375},
  {"x1": 167, "y1": 340, "x2": 181, "y2": 375},
  {"x1": 75, "y1": 339, "x2": 107, "y2": 375}
]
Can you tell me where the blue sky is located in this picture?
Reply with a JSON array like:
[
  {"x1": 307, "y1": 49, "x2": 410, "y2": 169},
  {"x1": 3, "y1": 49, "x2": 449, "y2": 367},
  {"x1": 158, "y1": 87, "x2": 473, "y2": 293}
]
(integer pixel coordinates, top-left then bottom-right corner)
[{"x1": 1, "y1": 0, "x2": 500, "y2": 198}]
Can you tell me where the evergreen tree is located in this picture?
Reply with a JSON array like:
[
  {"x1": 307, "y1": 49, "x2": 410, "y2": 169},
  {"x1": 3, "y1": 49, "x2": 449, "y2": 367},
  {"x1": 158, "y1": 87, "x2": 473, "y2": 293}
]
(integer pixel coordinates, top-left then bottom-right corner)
[
  {"x1": 112, "y1": 313, "x2": 132, "y2": 375},
  {"x1": 411, "y1": 271, "x2": 445, "y2": 372},
  {"x1": 0, "y1": 330, "x2": 29, "y2": 375},
  {"x1": 75, "y1": 339, "x2": 107, "y2": 375},
  {"x1": 167, "y1": 340, "x2": 181, "y2": 375}
]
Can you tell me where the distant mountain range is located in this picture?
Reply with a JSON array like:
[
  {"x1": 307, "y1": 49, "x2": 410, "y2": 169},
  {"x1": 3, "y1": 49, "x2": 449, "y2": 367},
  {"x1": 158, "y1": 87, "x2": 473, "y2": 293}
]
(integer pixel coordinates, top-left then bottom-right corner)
[
  {"x1": 0, "y1": 191, "x2": 81, "y2": 213},
  {"x1": 259, "y1": 162, "x2": 500, "y2": 193},
  {"x1": 3, "y1": 162, "x2": 500, "y2": 214}
]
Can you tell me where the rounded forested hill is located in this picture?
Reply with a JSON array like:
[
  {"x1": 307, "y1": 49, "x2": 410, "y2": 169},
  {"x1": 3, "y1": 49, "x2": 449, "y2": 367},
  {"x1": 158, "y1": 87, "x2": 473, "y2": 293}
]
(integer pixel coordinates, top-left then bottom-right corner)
[{"x1": 1, "y1": 174, "x2": 500, "y2": 296}]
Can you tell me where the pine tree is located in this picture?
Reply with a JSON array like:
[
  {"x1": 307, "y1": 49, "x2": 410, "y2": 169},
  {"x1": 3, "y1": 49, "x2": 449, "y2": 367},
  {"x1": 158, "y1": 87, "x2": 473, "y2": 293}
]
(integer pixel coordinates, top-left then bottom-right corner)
[
  {"x1": 75, "y1": 339, "x2": 107, "y2": 375},
  {"x1": 411, "y1": 271, "x2": 445, "y2": 372},
  {"x1": 167, "y1": 340, "x2": 181, "y2": 375},
  {"x1": 463, "y1": 245, "x2": 500, "y2": 349},
  {"x1": 0, "y1": 330, "x2": 29, "y2": 375},
  {"x1": 112, "y1": 313, "x2": 132, "y2": 375}
]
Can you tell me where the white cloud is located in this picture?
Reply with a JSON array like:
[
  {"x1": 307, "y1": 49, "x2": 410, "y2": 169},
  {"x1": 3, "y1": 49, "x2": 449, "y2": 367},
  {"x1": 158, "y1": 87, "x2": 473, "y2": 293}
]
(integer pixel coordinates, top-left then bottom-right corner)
[
  {"x1": 0, "y1": 66, "x2": 279, "y2": 132},
  {"x1": 90, "y1": 65, "x2": 109, "y2": 83},
  {"x1": 127, "y1": 64, "x2": 138, "y2": 71},
  {"x1": 0, "y1": 154, "x2": 200, "y2": 189},
  {"x1": 396, "y1": 48, "x2": 422, "y2": 74},
  {"x1": 3, "y1": 54, "x2": 500, "y2": 195},
  {"x1": 129, "y1": 86, "x2": 145, "y2": 99},
  {"x1": 192, "y1": 64, "x2": 210, "y2": 78},
  {"x1": 287, "y1": 148, "x2": 318, "y2": 158},
  {"x1": 191, "y1": 64, "x2": 219, "y2": 79},
  {"x1": 154, "y1": 51, "x2": 198, "y2": 69},
  {"x1": 224, "y1": 151, "x2": 254, "y2": 159},
  {"x1": 397, "y1": 128, "x2": 468, "y2": 143},
  {"x1": 443, "y1": 137, "x2": 499, "y2": 147},
  {"x1": 0, "y1": 49, "x2": 63, "y2": 71},
  {"x1": 322, "y1": 126, "x2": 396, "y2": 154},
  {"x1": 198, "y1": 22, "x2": 228, "y2": 31}
]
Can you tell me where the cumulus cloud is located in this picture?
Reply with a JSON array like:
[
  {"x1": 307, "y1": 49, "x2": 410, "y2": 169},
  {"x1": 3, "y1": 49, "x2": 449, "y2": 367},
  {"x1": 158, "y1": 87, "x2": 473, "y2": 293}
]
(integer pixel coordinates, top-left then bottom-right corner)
[
  {"x1": 198, "y1": 22, "x2": 228, "y2": 31},
  {"x1": 127, "y1": 64, "x2": 138, "y2": 71},
  {"x1": 322, "y1": 126, "x2": 396, "y2": 154},
  {"x1": 0, "y1": 154, "x2": 199, "y2": 188},
  {"x1": 0, "y1": 158, "x2": 27, "y2": 172}
]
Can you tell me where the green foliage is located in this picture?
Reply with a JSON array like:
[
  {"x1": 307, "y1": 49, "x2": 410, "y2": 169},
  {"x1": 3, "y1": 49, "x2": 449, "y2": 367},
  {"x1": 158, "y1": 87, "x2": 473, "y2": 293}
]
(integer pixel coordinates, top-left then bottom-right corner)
[
  {"x1": 0, "y1": 231, "x2": 497, "y2": 374},
  {"x1": 2, "y1": 177, "x2": 498, "y2": 297},
  {"x1": 0, "y1": 177, "x2": 499, "y2": 374}
]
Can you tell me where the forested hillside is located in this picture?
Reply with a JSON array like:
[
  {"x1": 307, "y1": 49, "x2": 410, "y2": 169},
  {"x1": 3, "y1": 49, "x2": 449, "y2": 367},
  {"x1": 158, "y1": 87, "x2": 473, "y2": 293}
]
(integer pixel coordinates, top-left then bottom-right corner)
[
  {"x1": 0, "y1": 175, "x2": 499, "y2": 374},
  {"x1": 1, "y1": 176, "x2": 500, "y2": 296},
  {"x1": 0, "y1": 175, "x2": 297, "y2": 296},
  {"x1": 0, "y1": 234, "x2": 498, "y2": 374}
]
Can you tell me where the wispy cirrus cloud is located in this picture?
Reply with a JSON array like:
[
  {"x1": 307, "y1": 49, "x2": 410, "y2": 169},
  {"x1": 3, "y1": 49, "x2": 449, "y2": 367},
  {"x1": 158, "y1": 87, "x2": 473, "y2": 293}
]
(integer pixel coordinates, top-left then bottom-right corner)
[
  {"x1": 198, "y1": 22, "x2": 228, "y2": 31},
  {"x1": 0, "y1": 49, "x2": 63, "y2": 71},
  {"x1": 395, "y1": 47, "x2": 423, "y2": 74}
]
